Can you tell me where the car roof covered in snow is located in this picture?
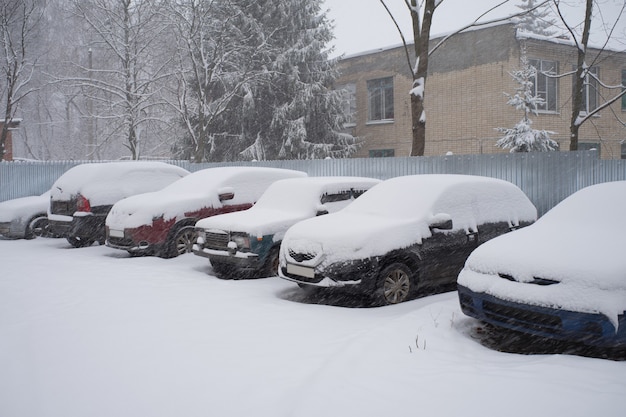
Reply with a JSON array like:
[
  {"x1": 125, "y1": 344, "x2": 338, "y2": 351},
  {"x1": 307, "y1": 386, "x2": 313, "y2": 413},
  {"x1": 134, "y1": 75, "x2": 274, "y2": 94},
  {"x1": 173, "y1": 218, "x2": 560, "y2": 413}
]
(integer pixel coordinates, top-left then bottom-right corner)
[
  {"x1": 50, "y1": 162, "x2": 190, "y2": 206},
  {"x1": 344, "y1": 174, "x2": 537, "y2": 228}
]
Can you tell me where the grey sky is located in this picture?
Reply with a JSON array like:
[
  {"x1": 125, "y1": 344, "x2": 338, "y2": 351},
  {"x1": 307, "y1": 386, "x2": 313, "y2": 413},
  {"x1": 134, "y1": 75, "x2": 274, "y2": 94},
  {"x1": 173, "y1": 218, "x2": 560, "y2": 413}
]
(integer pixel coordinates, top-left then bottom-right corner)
[{"x1": 322, "y1": 0, "x2": 626, "y2": 57}]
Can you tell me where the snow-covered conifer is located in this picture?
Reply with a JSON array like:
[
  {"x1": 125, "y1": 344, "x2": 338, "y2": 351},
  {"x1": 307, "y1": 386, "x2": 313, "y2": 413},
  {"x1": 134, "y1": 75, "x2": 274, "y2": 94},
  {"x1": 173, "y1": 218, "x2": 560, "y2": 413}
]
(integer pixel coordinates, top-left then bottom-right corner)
[
  {"x1": 515, "y1": 0, "x2": 557, "y2": 36},
  {"x1": 496, "y1": 51, "x2": 558, "y2": 153},
  {"x1": 183, "y1": 0, "x2": 359, "y2": 162}
]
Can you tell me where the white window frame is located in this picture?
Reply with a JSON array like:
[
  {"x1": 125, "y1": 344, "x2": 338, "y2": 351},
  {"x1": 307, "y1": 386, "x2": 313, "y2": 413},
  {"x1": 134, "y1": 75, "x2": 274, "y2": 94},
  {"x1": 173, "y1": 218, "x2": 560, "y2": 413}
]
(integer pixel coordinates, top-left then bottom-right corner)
[
  {"x1": 529, "y1": 59, "x2": 559, "y2": 113},
  {"x1": 367, "y1": 77, "x2": 394, "y2": 122},
  {"x1": 580, "y1": 66, "x2": 599, "y2": 114}
]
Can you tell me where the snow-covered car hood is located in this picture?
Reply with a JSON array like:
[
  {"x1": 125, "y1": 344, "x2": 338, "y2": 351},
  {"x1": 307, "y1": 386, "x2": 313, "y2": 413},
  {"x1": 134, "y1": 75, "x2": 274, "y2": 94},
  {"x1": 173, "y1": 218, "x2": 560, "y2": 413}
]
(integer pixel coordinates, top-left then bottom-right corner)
[
  {"x1": 0, "y1": 192, "x2": 50, "y2": 222},
  {"x1": 458, "y1": 180, "x2": 626, "y2": 327},
  {"x1": 196, "y1": 207, "x2": 311, "y2": 241},
  {"x1": 106, "y1": 191, "x2": 221, "y2": 229},
  {"x1": 281, "y1": 210, "x2": 431, "y2": 268}
]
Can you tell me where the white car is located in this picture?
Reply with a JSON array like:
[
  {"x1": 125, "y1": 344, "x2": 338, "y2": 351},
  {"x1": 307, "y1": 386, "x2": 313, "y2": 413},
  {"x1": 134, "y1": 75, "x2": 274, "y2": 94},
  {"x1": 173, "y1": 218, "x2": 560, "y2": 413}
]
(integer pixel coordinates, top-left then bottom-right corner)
[
  {"x1": 279, "y1": 174, "x2": 537, "y2": 305},
  {"x1": 48, "y1": 162, "x2": 190, "y2": 247},
  {"x1": 0, "y1": 191, "x2": 54, "y2": 239},
  {"x1": 106, "y1": 167, "x2": 306, "y2": 258},
  {"x1": 457, "y1": 181, "x2": 626, "y2": 349},
  {"x1": 193, "y1": 176, "x2": 381, "y2": 278}
]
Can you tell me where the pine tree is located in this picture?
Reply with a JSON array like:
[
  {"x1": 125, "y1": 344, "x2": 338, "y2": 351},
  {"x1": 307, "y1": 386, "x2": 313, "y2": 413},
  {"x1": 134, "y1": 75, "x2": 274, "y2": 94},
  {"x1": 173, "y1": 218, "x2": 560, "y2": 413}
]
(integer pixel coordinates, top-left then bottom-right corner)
[
  {"x1": 515, "y1": 0, "x2": 557, "y2": 36},
  {"x1": 203, "y1": 0, "x2": 359, "y2": 161},
  {"x1": 496, "y1": 51, "x2": 558, "y2": 153}
]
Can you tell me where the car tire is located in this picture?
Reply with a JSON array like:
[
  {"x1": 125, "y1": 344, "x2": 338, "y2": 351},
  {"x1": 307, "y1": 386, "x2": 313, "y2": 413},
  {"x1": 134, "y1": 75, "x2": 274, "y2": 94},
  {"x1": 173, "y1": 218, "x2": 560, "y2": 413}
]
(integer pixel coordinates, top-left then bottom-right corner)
[
  {"x1": 26, "y1": 215, "x2": 51, "y2": 239},
  {"x1": 376, "y1": 262, "x2": 413, "y2": 305},
  {"x1": 66, "y1": 236, "x2": 94, "y2": 248},
  {"x1": 165, "y1": 225, "x2": 196, "y2": 258}
]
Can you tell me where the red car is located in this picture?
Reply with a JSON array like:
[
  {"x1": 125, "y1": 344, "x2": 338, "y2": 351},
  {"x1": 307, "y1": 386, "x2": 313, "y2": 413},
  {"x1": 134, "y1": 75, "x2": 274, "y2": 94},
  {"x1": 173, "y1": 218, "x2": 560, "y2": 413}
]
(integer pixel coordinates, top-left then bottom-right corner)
[
  {"x1": 105, "y1": 166, "x2": 306, "y2": 258},
  {"x1": 48, "y1": 162, "x2": 190, "y2": 247}
]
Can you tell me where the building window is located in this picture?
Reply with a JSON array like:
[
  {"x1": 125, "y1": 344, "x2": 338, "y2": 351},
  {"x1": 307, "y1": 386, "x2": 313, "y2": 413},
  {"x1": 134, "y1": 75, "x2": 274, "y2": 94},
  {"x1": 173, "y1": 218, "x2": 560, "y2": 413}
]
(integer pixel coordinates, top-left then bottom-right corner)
[
  {"x1": 367, "y1": 77, "x2": 394, "y2": 122},
  {"x1": 574, "y1": 66, "x2": 599, "y2": 114},
  {"x1": 529, "y1": 59, "x2": 558, "y2": 112},
  {"x1": 369, "y1": 149, "x2": 395, "y2": 158},
  {"x1": 622, "y1": 70, "x2": 626, "y2": 111},
  {"x1": 621, "y1": 141, "x2": 626, "y2": 159},
  {"x1": 579, "y1": 142, "x2": 600, "y2": 157},
  {"x1": 338, "y1": 83, "x2": 356, "y2": 127}
]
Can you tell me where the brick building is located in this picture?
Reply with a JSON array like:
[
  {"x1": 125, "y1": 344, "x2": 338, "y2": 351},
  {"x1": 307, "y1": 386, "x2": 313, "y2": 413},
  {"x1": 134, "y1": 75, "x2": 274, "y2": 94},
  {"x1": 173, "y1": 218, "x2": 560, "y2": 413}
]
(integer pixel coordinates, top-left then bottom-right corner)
[
  {"x1": 0, "y1": 119, "x2": 21, "y2": 161},
  {"x1": 336, "y1": 23, "x2": 626, "y2": 159}
]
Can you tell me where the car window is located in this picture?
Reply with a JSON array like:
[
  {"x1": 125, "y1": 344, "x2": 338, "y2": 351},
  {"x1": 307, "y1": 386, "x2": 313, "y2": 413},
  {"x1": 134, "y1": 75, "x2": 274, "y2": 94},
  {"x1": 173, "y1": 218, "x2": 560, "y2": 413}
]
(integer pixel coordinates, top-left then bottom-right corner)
[
  {"x1": 320, "y1": 190, "x2": 352, "y2": 204},
  {"x1": 320, "y1": 188, "x2": 369, "y2": 204}
]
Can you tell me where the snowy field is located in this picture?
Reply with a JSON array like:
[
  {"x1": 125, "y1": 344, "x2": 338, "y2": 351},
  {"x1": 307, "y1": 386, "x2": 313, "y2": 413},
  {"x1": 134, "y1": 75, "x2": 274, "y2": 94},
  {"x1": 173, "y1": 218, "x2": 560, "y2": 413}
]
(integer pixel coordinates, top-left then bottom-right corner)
[{"x1": 1, "y1": 237, "x2": 625, "y2": 417}]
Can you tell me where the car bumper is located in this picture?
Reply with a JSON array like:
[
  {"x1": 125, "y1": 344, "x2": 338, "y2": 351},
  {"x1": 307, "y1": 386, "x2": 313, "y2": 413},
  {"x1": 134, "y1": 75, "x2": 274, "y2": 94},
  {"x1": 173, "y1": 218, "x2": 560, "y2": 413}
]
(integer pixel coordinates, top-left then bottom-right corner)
[
  {"x1": 0, "y1": 221, "x2": 25, "y2": 238},
  {"x1": 106, "y1": 236, "x2": 155, "y2": 254},
  {"x1": 193, "y1": 245, "x2": 263, "y2": 272},
  {"x1": 458, "y1": 284, "x2": 626, "y2": 348},
  {"x1": 49, "y1": 215, "x2": 106, "y2": 241},
  {"x1": 278, "y1": 258, "x2": 379, "y2": 293}
]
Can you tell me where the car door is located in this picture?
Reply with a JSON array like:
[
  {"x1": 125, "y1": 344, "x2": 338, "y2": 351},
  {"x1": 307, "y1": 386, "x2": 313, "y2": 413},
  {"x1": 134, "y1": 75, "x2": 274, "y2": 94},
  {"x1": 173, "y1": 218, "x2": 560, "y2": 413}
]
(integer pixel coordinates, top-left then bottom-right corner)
[{"x1": 417, "y1": 225, "x2": 480, "y2": 288}]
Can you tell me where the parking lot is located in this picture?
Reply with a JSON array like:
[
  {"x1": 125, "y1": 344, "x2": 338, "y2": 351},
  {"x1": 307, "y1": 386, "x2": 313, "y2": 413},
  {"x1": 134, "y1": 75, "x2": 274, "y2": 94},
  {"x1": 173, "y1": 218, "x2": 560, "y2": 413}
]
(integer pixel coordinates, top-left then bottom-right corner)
[{"x1": 1, "y1": 237, "x2": 625, "y2": 417}]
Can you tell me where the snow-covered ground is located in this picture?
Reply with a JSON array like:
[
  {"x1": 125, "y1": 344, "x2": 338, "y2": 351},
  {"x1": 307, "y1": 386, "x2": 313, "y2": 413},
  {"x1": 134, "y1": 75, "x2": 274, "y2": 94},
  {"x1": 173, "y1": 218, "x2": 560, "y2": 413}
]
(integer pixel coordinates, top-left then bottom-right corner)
[{"x1": 1, "y1": 237, "x2": 624, "y2": 417}]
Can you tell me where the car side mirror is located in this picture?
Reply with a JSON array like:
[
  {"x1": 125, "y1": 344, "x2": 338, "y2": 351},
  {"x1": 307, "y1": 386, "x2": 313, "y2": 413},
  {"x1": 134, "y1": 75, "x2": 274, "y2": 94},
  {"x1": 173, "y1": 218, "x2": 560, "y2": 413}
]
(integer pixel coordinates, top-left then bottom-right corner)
[
  {"x1": 429, "y1": 214, "x2": 453, "y2": 231},
  {"x1": 218, "y1": 187, "x2": 235, "y2": 202},
  {"x1": 316, "y1": 204, "x2": 329, "y2": 216}
]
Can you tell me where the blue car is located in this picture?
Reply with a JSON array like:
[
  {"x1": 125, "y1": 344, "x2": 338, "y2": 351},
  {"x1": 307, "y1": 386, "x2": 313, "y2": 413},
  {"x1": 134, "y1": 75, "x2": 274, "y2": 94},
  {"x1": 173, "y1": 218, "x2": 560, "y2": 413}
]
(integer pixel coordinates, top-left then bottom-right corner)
[{"x1": 458, "y1": 181, "x2": 626, "y2": 349}]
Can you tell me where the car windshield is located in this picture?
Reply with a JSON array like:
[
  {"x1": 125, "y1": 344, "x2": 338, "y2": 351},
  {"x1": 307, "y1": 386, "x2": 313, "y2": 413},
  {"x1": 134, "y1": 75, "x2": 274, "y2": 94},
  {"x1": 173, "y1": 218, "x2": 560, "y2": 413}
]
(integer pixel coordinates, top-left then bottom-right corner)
[{"x1": 253, "y1": 181, "x2": 322, "y2": 213}]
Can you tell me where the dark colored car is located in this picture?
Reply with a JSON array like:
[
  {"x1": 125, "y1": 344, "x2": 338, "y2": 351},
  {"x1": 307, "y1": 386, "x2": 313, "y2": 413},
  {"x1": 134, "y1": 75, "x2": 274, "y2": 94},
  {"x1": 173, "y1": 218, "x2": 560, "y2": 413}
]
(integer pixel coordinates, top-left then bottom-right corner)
[
  {"x1": 105, "y1": 167, "x2": 306, "y2": 258},
  {"x1": 48, "y1": 162, "x2": 189, "y2": 247},
  {"x1": 278, "y1": 175, "x2": 537, "y2": 305},
  {"x1": 193, "y1": 176, "x2": 380, "y2": 278},
  {"x1": 457, "y1": 181, "x2": 626, "y2": 349},
  {"x1": 0, "y1": 191, "x2": 55, "y2": 239}
]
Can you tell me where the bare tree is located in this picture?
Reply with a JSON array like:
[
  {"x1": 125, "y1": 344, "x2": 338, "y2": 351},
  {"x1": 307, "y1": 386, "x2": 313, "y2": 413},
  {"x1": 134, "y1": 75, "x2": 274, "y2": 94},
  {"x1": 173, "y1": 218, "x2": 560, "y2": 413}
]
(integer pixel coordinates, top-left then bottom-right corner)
[
  {"x1": 379, "y1": 0, "x2": 553, "y2": 156},
  {"x1": 69, "y1": 0, "x2": 174, "y2": 160},
  {"x1": 553, "y1": 0, "x2": 626, "y2": 151},
  {"x1": 0, "y1": 0, "x2": 45, "y2": 161}
]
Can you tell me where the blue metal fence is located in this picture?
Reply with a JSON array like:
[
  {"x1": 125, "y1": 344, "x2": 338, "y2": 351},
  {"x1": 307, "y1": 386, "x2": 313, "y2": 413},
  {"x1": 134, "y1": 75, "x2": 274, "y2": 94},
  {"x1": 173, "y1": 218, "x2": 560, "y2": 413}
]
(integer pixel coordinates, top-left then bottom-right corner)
[{"x1": 1, "y1": 151, "x2": 624, "y2": 216}]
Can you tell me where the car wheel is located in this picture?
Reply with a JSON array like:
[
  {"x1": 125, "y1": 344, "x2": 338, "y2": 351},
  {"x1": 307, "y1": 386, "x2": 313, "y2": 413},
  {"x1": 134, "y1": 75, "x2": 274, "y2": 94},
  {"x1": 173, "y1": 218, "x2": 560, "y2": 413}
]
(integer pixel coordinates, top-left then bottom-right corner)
[
  {"x1": 27, "y1": 216, "x2": 51, "y2": 239},
  {"x1": 376, "y1": 263, "x2": 412, "y2": 305},
  {"x1": 166, "y1": 226, "x2": 196, "y2": 258},
  {"x1": 66, "y1": 236, "x2": 94, "y2": 248}
]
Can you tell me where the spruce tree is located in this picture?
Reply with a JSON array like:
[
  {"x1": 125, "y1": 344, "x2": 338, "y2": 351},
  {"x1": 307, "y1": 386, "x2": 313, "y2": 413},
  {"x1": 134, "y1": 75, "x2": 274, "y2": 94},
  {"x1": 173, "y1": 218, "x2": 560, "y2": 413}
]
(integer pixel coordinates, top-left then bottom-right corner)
[
  {"x1": 515, "y1": 0, "x2": 557, "y2": 36},
  {"x1": 496, "y1": 51, "x2": 558, "y2": 153},
  {"x1": 204, "y1": 0, "x2": 359, "y2": 161}
]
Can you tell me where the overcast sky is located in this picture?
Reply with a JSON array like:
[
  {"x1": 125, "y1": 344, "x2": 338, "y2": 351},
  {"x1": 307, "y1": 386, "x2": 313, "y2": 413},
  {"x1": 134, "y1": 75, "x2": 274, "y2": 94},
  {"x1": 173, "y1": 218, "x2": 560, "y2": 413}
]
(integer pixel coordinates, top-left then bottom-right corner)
[{"x1": 322, "y1": 0, "x2": 626, "y2": 57}]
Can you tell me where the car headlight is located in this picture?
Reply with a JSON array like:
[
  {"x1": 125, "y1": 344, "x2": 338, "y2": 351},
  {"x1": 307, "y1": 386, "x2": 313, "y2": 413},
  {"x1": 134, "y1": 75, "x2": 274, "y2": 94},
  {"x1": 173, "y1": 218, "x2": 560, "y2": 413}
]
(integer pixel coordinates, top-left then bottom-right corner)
[{"x1": 231, "y1": 234, "x2": 250, "y2": 249}]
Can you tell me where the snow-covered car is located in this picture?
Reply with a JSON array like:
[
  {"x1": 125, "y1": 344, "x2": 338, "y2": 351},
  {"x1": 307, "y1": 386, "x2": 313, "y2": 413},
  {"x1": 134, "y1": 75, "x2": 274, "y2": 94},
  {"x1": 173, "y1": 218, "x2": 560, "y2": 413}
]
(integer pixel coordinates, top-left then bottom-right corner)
[
  {"x1": 0, "y1": 191, "x2": 56, "y2": 239},
  {"x1": 106, "y1": 167, "x2": 306, "y2": 258},
  {"x1": 48, "y1": 162, "x2": 190, "y2": 248},
  {"x1": 279, "y1": 174, "x2": 537, "y2": 305},
  {"x1": 457, "y1": 181, "x2": 626, "y2": 349},
  {"x1": 193, "y1": 176, "x2": 381, "y2": 278}
]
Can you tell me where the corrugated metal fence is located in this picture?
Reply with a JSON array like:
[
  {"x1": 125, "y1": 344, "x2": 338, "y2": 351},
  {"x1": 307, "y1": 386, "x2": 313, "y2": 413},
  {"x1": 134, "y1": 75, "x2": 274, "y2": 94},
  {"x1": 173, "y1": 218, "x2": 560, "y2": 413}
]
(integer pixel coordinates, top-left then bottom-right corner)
[{"x1": 1, "y1": 151, "x2": 625, "y2": 216}]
